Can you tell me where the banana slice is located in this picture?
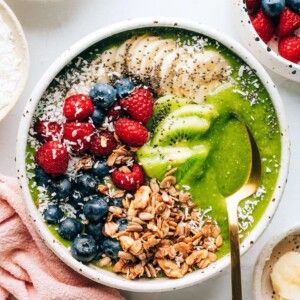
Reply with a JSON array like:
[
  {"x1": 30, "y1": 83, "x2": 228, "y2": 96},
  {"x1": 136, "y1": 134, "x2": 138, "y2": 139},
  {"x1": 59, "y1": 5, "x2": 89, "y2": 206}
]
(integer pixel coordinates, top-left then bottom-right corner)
[
  {"x1": 128, "y1": 36, "x2": 160, "y2": 76},
  {"x1": 114, "y1": 36, "x2": 137, "y2": 74},
  {"x1": 271, "y1": 251, "x2": 300, "y2": 300},
  {"x1": 126, "y1": 34, "x2": 149, "y2": 75},
  {"x1": 139, "y1": 39, "x2": 168, "y2": 78},
  {"x1": 89, "y1": 47, "x2": 118, "y2": 83},
  {"x1": 150, "y1": 41, "x2": 177, "y2": 89}
]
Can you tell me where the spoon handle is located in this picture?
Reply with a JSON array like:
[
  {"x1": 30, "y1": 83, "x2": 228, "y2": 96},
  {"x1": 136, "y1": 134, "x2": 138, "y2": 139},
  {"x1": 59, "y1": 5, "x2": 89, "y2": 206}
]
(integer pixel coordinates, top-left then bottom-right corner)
[{"x1": 227, "y1": 200, "x2": 242, "y2": 300}]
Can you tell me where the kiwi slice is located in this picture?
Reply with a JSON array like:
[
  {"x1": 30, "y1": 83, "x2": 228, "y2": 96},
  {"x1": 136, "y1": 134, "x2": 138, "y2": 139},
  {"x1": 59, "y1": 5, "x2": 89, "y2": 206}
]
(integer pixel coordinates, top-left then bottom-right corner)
[
  {"x1": 151, "y1": 116, "x2": 210, "y2": 147},
  {"x1": 137, "y1": 145, "x2": 209, "y2": 181},
  {"x1": 171, "y1": 104, "x2": 218, "y2": 119},
  {"x1": 147, "y1": 95, "x2": 191, "y2": 130}
]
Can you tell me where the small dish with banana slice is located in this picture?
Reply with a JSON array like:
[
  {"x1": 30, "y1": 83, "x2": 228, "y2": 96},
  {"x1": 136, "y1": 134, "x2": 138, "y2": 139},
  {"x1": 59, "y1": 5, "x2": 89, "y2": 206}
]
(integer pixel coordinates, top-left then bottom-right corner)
[{"x1": 253, "y1": 224, "x2": 300, "y2": 300}]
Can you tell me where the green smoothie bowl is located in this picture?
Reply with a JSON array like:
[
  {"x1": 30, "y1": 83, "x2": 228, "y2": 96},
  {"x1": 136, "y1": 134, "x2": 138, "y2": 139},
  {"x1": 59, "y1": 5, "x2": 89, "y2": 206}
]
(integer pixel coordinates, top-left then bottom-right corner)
[{"x1": 16, "y1": 18, "x2": 290, "y2": 292}]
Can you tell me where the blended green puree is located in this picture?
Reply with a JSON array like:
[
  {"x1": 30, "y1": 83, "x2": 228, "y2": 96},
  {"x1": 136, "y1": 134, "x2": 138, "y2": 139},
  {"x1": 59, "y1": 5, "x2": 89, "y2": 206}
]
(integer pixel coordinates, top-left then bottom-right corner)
[{"x1": 26, "y1": 27, "x2": 281, "y2": 262}]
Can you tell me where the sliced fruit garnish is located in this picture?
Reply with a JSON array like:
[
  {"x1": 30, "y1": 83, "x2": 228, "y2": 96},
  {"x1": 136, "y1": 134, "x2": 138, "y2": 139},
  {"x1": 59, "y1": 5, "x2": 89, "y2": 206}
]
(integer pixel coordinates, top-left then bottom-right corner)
[{"x1": 137, "y1": 145, "x2": 209, "y2": 181}]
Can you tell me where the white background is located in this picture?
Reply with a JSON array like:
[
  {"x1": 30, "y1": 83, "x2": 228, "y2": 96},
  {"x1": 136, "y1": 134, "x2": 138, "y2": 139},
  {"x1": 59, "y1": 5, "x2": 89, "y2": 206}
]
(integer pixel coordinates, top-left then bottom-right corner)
[{"x1": 1, "y1": 0, "x2": 300, "y2": 299}]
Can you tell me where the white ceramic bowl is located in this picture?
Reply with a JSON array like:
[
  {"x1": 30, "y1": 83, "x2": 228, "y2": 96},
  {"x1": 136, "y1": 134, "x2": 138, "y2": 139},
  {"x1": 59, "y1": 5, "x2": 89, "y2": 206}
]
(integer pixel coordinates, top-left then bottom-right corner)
[
  {"x1": 0, "y1": 0, "x2": 29, "y2": 122},
  {"x1": 16, "y1": 17, "x2": 290, "y2": 292},
  {"x1": 253, "y1": 224, "x2": 300, "y2": 299},
  {"x1": 234, "y1": 0, "x2": 300, "y2": 82}
]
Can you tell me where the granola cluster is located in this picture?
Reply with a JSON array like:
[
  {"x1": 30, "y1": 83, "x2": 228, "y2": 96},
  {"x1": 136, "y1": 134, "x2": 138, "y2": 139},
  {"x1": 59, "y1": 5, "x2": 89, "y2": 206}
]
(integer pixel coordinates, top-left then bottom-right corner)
[{"x1": 98, "y1": 170, "x2": 223, "y2": 280}]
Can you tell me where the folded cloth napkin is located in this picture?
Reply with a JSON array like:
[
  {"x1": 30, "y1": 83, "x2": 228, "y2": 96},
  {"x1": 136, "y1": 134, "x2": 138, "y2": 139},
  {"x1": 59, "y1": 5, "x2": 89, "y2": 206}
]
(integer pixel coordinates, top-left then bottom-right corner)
[{"x1": 0, "y1": 175, "x2": 124, "y2": 300}]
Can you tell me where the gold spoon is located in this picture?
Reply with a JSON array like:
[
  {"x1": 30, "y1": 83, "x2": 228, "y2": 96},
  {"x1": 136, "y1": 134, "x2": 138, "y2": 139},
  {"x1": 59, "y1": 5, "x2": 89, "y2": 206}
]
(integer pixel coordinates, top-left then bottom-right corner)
[{"x1": 226, "y1": 123, "x2": 262, "y2": 300}]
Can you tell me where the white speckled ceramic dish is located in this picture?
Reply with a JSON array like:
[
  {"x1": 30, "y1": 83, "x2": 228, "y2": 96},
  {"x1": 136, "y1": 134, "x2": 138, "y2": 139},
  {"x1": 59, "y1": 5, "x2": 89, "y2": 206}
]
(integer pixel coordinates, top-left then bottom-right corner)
[
  {"x1": 253, "y1": 224, "x2": 300, "y2": 299},
  {"x1": 234, "y1": 0, "x2": 300, "y2": 82},
  {"x1": 16, "y1": 18, "x2": 290, "y2": 292},
  {"x1": 0, "y1": 0, "x2": 29, "y2": 122}
]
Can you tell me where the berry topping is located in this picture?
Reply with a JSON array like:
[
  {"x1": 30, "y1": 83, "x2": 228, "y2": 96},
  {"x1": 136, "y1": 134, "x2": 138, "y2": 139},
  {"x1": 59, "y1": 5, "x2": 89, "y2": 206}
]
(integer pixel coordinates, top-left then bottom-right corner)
[
  {"x1": 83, "y1": 195, "x2": 109, "y2": 223},
  {"x1": 107, "y1": 102, "x2": 124, "y2": 122},
  {"x1": 277, "y1": 7, "x2": 300, "y2": 37},
  {"x1": 86, "y1": 222, "x2": 104, "y2": 242},
  {"x1": 114, "y1": 77, "x2": 135, "y2": 98},
  {"x1": 63, "y1": 94, "x2": 94, "y2": 121},
  {"x1": 63, "y1": 122, "x2": 94, "y2": 152},
  {"x1": 115, "y1": 118, "x2": 148, "y2": 147},
  {"x1": 251, "y1": 9, "x2": 275, "y2": 43},
  {"x1": 278, "y1": 35, "x2": 300, "y2": 63},
  {"x1": 58, "y1": 217, "x2": 82, "y2": 241},
  {"x1": 89, "y1": 83, "x2": 116, "y2": 109},
  {"x1": 90, "y1": 107, "x2": 106, "y2": 126},
  {"x1": 110, "y1": 197, "x2": 124, "y2": 208},
  {"x1": 90, "y1": 132, "x2": 117, "y2": 157},
  {"x1": 91, "y1": 159, "x2": 110, "y2": 178},
  {"x1": 120, "y1": 88, "x2": 154, "y2": 123},
  {"x1": 71, "y1": 235, "x2": 98, "y2": 263},
  {"x1": 246, "y1": 0, "x2": 261, "y2": 10},
  {"x1": 102, "y1": 238, "x2": 122, "y2": 260},
  {"x1": 43, "y1": 205, "x2": 64, "y2": 224},
  {"x1": 115, "y1": 217, "x2": 128, "y2": 232},
  {"x1": 76, "y1": 173, "x2": 98, "y2": 196},
  {"x1": 35, "y1": 141, "x2": 69, "y2": 175},
  {"x1": 286, "y1": 0, "x2": 300, "y2": 12},
  {"x1": 49, "y1": 176, "x2": 73, "y2": 200},
  {"x1": 262, "y1": 0, "x2": 285, "y2": 17},
  {"x1": 35, "y1": 166, "x2": 50, "y2": 187},
  {"x1": 35, "y1": 121, "x2": 62, "y2": 143},
  {"x1": 111, "y1": 164, "x2": 144, "y2": 192}
]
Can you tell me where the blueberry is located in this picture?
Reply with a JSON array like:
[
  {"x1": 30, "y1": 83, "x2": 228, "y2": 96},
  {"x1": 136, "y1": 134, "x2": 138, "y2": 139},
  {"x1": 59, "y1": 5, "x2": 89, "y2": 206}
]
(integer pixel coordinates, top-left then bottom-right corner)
[
  {"x1": 110, "y1": 197, "x2": 124, "y2": 208},
  {"x1": 93, "y1": 244, "x2": 105, "y2": 260},
  {"x1": 262, "y1": 0, "x2": 285, "y2": 16},
  {"x1": 115, "y1": 217, "x2": 128, "y2": 232},
  {"x1": 58, "y1": 217, "x2": 82, "y2": 241},
  {"x1": 114, "y1": 78, "x2": 135, "y2": 98},
  {"x1": 76, "y1": 173, "x2": 98, "y2": 196},
  {"x1": 86, "y1": 222, "x2": 104, "y2": 242},
  {"x1": 35, "y1": 166, "x2": 50, "y2": 186},
  {"x1": 92, "y1": 159, "x2": 110, "y2": 179},
  {"x1": 43, "y1": 205, "x2": 64, "y2": 224},
  {"x1": 68, "y1": 191, "x2": 84, "y2": 210},
  {"x1": 50, "y1": 176, "x2": 73, "y2": 200},
  {"x1": 102, "y1": 238, "x2": 122, "y2": 260},
  {"x1": 91, "y1": 107, "x2": 106, "y2": 126},
  {"x1": 89, "y1": 83, "x2": 116, "y2": 109},
  {"x1": 83, "y1": 195, "x2": 108, "y2": 223},
  {"x1": 286, "y1": 0, "x2": 300, "y2": 11},
  {"x1": 71, "y1": 235, "x2": 98, "y2": 263}
]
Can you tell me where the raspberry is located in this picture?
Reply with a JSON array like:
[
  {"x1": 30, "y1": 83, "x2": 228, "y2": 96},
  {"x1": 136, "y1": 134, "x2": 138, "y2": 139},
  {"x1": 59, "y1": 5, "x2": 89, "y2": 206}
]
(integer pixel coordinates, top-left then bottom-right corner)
[
  {"x1": 120, "y1": 88, "x2": 154, "y2": 123},
  {"x1": 278, "y1": 35, "x2": 300, "y2": 63},
  {"x1": 114, "y1": 118, "x2": 148, "y2": 147},
  {"x1": 251, "y1": 9, "x2": 275, "y2": 43},
  {"x1": 35, "y1": 120, "x2": 62, "y2": 143},
  {"x1": 90, "y1": 132, "x2": 117, "y2": 157},
  {"x1": 107, "y1": 102, "x2": 124, "y2": 122},
  {"x1": 35, "y1": 141, "x2": 69, "y2": 175},
  {"x1": 111, "y1": 164, "x2": 144, "y2": 192},
  {"x1": 277, "y1": 7, "x2": 300, "y2": 37},
  {"x1": 246, "y1": 0, "x2": 261, "y2": 10},
  {"x1": 63, "y1": 94, "x2": 94, "y2": 121},
  {"x1": 63, "y1": 122, "x2": 94, "y2": 152}
]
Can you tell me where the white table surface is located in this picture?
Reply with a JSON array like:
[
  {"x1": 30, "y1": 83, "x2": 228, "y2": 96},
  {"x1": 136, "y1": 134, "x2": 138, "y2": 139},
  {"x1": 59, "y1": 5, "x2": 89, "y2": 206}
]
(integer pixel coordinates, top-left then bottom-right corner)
[{"x1": 1, "y1": 0, "x2": 300, "y2": 299}]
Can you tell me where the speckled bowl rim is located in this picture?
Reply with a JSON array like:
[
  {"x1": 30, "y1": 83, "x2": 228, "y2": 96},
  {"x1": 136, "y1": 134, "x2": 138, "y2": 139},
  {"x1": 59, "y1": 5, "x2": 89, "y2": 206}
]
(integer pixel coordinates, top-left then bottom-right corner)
[
  {"x1": 16, "y1": 17, "x2": 290, "y2": 292},
  {"x1": 234, "y1": 0, "x2": 300, "y2": 82},
  {"x1": 253, "y1": 223, "x2": 300, "y2": 299},
  {"x1": 0, "y1": 0, "x2": 29, "y2": 122}
]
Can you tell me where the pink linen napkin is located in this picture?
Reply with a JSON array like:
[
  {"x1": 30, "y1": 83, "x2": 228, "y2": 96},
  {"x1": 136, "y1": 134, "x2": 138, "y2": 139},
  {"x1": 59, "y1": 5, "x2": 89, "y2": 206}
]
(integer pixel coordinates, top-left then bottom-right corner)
[{"x1": 0, "y1": 175, "x2": 124, "y2": 300}]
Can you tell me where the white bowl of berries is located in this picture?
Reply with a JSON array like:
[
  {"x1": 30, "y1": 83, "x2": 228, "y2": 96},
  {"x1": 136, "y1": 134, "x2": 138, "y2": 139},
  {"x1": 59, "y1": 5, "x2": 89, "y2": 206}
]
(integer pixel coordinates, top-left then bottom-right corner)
[
  {"x1": 234, "y1": 0, "x2": 300, "y2": 81},
  {"x1": 16, "y1": 17, "x2": 290, "y2": 292}
]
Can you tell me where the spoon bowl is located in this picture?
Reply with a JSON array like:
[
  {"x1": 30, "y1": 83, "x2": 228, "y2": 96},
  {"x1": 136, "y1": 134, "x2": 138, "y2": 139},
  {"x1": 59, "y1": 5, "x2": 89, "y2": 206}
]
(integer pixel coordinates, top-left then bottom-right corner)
[{"x1": 226, "y1": 121, "x2": 262, "y2": 300}]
